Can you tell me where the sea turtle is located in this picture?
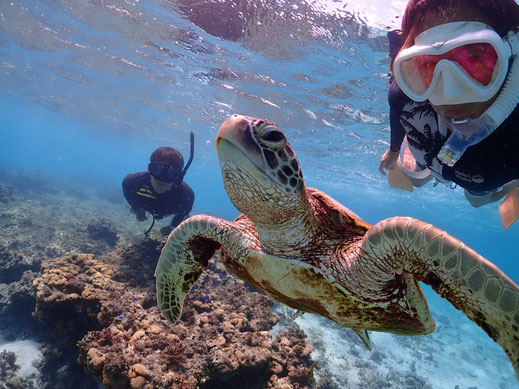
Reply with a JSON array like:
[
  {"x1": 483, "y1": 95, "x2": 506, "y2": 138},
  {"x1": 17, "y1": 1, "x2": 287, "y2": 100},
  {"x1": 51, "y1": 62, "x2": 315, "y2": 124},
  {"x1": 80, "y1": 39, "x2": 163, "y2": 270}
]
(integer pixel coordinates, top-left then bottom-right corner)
[{"x1": 155, "y1": 114, "x2": 519, "y2": 377}]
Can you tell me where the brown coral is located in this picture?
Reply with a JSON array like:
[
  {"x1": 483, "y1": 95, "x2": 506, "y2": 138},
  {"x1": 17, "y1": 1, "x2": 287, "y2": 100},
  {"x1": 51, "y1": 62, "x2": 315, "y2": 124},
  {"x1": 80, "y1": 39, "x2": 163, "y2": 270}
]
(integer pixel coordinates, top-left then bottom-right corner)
[{"x1": 33, "y1": 239, "x2": 315, "y2": 388}]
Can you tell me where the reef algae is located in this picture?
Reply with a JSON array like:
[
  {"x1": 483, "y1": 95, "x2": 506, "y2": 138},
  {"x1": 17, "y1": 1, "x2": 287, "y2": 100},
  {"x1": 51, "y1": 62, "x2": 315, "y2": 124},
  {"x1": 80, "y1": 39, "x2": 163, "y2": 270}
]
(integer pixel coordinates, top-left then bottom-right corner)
[{"x1": 33, "y1": 237, "x2": 315, "y2": 388}]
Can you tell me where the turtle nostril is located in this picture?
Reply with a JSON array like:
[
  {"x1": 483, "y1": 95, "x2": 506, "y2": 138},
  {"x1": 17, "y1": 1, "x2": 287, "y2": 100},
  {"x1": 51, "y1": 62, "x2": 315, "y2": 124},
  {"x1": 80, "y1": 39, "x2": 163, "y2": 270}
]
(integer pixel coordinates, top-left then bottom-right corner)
[{"x1": 253, "y1": 119, "x2": 266, "y2": 131}]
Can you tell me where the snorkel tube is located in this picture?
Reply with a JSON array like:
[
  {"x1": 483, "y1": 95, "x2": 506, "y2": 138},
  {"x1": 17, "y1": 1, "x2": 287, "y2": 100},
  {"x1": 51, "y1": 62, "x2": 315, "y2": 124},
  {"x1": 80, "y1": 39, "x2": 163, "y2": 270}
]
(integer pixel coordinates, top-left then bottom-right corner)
[
  {"x1": 437, "y1": 30, "x2": 519, "y2": 167},
  {"x1": 181, "y1": 131, "x2": 195, "y2": 180}
]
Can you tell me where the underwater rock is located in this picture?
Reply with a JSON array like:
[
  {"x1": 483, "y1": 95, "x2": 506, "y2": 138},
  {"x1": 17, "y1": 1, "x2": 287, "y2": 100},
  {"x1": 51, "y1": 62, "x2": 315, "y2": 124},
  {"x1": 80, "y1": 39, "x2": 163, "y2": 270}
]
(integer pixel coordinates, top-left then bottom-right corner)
[
  {"x1": 0, "y1": 349, "x2": 37, "y2": 388},
  {"x1": 0, "y1": 244, "x2": 41, "y2": 284},
  {"x1": 0, "y1": 350, "x2": 19, "y2": 377},
  {"x1": 6, "y1": 171, "x2": 58, "y2": 196},
  {"x1": 112, "y1": 237, "x2": 163, "y2": 288},
  {"x1": 0, "y1": 185, "x2": 15, "y2": 204},
  {"x1": 0, "y1": 169, "x2": 137, "y2": 262},
  {"x1": 33, "y1": 237, "x2": 315, "y2": 389},
  {"x1": 33, "y1": 345, "x2": 99, "y2": 389},
  {"x1": 0, "y1": 270, "x2": 39, "y2": 317},
  {"x1": 86, "y1": 219, "x2": 119, "y2": 247}
]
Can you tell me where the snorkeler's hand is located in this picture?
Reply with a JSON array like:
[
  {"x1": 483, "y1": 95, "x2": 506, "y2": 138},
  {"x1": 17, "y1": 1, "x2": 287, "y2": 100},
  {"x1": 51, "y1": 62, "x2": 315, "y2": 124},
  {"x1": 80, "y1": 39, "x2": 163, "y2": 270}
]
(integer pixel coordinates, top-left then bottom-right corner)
[
  {"x1": 379, "y1": 149, "x2": 399, "y2": 175},
  {"x1": 134, "y1": 209, "x2": 147, "y2": 222}
]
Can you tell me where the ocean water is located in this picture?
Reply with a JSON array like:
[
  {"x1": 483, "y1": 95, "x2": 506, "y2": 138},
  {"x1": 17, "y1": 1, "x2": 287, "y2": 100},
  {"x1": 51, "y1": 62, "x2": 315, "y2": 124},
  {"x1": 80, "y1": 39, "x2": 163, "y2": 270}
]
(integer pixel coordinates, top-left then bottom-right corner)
[{"x1": 0, "y1": 0, "x2": 518, "y2": 388}]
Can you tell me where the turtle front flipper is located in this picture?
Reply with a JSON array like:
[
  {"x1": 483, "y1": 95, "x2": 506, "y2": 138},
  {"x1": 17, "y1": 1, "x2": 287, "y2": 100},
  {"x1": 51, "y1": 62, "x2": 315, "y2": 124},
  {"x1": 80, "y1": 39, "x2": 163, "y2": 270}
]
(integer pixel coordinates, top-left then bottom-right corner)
[
  {"x1": 155, "y1": 214, "x2": 244, "y2": 325},
  {"x1": 358, "y1": 216, "x2": 519, "y2": 378}
]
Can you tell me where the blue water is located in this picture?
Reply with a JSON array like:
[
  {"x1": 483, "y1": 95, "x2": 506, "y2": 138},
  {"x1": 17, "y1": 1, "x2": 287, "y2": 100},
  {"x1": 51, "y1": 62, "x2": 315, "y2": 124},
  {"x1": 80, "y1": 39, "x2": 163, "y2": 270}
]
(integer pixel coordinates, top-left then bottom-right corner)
[{"x1": 1, "y1": 0, "x2": 518, "y2": 387}]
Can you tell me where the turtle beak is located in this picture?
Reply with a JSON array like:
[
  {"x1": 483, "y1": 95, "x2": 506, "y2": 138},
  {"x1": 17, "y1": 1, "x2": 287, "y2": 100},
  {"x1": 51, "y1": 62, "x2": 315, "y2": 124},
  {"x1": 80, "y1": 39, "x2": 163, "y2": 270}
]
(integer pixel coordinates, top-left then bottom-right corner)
[
  {"x1": 216, "y1": 114, "x2": 264, "y2": 163},
  {"x1": 216, "y1": 114, "x2": 252, "y2": 147},
  {"x1": 216, "y1": 114, "x2": 275, "y2": 195}
]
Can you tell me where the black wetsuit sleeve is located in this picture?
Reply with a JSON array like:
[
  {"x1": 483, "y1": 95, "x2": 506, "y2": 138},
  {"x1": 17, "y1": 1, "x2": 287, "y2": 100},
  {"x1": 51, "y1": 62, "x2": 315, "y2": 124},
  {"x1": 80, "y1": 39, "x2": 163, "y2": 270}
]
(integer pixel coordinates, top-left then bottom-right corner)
[
  {"x1": 388, "y1": 80, "x2": 408, "y2": 152},
  {"x1": 122, "y1": 173, "x2": 144, "y2": 211},
  {"x1": 170, "y1": 212, "x2": 189, "y2": 229},
  {"x1": 169, "y1": 184, "x2": 195, "y2": 228}
]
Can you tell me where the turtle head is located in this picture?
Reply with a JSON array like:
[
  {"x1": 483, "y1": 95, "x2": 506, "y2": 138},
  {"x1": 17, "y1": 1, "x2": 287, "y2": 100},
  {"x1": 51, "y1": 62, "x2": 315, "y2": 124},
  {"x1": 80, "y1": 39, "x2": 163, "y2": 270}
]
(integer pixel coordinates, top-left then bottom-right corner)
[{"x1": 216, "y1": 114, "x2": 306, "y2": 226}]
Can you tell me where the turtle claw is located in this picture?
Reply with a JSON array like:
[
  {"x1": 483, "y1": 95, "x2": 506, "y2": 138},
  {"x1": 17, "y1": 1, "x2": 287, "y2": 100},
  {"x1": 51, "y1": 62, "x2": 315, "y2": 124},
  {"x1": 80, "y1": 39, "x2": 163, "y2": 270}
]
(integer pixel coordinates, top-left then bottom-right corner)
[
  {"x1": 352, "y1": 328, "x2": 372, "y2": 351},
  {"x1": 290, "y1": 310, "x2": 304, "y2": 322}
]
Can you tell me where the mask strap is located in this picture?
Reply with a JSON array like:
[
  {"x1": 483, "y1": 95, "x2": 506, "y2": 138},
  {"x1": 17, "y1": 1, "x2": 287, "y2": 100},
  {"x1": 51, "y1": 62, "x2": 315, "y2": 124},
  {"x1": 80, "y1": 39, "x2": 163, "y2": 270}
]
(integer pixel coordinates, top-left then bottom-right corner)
[{"x1": 486, "y1": 30, "x2": 519, "y2": 124}]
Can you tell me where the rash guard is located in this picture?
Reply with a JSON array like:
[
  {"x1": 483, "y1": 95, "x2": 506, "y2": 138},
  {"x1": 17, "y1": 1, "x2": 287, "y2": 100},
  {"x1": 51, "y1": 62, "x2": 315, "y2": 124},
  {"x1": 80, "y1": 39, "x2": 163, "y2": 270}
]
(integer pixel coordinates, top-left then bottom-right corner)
[
  {"x1": 122, "y1": 172, "x2": 194, "y2": 227},
  {"x1": 388, "y1": 80, "x2": 519, "y2": 194}
]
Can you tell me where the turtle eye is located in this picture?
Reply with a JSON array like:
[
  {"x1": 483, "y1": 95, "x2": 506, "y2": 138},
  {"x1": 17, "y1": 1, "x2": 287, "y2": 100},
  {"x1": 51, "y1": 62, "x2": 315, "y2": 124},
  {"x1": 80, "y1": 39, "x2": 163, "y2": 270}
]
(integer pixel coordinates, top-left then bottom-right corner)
[
  {"x1": 259, "y1": 126, "x2": 286, "y2": 148},
  {"x1": 262, "y1": 130, "x2": 284, "y2": 142}
]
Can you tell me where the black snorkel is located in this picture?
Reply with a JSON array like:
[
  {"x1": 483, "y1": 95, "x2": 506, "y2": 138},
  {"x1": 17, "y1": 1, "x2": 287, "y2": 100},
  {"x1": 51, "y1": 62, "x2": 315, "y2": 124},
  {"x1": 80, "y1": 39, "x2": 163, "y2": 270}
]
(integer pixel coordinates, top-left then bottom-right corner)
[
  {"x1": 181, "y1": 131, "x2": 195, "y2": 181},
  {"x1": 144, "y1": 217, "x2": 156, "y2": 235}
]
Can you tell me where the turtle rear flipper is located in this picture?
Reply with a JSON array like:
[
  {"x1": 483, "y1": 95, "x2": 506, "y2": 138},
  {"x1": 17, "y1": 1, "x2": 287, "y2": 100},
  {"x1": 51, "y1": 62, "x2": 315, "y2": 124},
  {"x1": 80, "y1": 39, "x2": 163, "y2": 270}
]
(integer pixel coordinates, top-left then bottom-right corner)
[
  {"x1": 155, "y1": 215, "x2": 240, "y2": 325},
  {"x1": 360, "y1": 216, "x2": 519, "y2": 378}
]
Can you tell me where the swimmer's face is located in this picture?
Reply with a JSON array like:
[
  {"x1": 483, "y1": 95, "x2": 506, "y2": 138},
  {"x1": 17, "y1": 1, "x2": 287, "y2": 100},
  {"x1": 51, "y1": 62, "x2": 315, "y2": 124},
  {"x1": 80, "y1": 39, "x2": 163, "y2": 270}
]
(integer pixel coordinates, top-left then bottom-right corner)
[
  {"x1": 405, "y1": 5, "x2": 500, "y2": 125},
  {"x1": 150, "y1": 176, "x2": 174, "y2": 194}
]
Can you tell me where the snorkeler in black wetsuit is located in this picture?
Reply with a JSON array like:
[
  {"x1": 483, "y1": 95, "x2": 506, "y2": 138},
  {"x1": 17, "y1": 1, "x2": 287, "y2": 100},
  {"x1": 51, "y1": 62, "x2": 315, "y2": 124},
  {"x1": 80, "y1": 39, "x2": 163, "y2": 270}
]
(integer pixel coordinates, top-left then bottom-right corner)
[{"x1": 123, "y1": 132, "x2": 195, "y2": 236}]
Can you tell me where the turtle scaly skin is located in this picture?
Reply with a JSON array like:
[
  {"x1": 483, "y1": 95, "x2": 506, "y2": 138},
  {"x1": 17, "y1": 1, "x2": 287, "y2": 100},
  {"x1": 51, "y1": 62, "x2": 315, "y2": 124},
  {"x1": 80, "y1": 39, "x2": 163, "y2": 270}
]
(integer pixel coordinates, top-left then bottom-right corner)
[{"x1": 155, "y1": 114, "x2": 519, "y2": 378}]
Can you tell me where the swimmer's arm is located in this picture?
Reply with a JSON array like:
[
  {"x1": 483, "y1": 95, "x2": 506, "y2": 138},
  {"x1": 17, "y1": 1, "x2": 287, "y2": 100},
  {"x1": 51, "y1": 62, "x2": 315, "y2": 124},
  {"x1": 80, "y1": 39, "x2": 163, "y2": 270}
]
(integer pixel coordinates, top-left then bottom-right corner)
[
  {"x1": 170, "y1": 212, "x2": 188, "y2": 229},
  {"x1": 464, "y1": 179, "x2": 519, "y2": 207},
  {"x1": 132, "y1": 207, "x2": 147, "y2": 221},
  {"x1": 388, "y1": 80, "x2": 407, "y2": 152},
  {"x1": 380, "y1": 81, "x2": 407, "y2": 175},
  {"x1": 379, "y1": 149, "x2": 400, "y2": 175}
]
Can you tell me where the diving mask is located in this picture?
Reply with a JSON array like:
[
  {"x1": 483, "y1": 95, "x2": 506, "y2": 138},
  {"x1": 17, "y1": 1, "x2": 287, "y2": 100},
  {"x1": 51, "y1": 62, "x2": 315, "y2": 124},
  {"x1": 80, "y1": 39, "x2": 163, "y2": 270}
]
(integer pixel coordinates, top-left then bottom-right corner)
[
  {"x1": 394, "y1": 22, "x2": 513, "y2": 105},
  {"x1": 149, "y1": 163, "x2": 183, "y2": 184}
]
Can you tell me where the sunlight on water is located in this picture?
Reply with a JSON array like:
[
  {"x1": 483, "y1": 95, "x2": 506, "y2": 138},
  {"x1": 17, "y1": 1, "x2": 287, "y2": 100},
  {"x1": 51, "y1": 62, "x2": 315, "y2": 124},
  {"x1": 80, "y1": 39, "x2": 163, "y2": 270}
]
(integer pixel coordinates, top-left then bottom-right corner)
[{"x1": 304, "y1": 0, "x2": 407, "y2": 30}]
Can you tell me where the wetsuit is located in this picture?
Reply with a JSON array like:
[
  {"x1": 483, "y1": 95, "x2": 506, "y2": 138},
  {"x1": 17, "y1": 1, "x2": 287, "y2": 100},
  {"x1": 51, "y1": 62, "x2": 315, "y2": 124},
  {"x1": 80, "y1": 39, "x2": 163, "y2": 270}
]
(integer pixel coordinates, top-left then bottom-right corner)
[
  {"x1": 388, "y1": 79, "x2": 519, "y2": 194},
  {"x1": 122, "y1": 172, "x2": 194, "y2": 228}
]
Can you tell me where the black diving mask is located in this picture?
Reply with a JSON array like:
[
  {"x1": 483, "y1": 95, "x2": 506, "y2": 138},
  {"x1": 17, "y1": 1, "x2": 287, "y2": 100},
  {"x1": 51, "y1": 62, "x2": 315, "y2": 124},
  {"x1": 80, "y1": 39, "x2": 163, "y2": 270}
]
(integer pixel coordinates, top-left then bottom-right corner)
[
  {"x1": 148, "y1": 131, "x2": 195, "y2": 185},
  {"x1": 149, "y1": 163, "x2": 182, "y2": 184}
]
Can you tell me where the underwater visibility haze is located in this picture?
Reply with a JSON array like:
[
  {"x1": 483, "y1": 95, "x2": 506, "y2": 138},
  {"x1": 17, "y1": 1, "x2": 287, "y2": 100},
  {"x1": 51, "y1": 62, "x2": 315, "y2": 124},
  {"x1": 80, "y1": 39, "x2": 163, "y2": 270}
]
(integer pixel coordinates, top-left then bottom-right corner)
[{"x1": 0, "y1": 0, "x2": 518, "y2": 388}]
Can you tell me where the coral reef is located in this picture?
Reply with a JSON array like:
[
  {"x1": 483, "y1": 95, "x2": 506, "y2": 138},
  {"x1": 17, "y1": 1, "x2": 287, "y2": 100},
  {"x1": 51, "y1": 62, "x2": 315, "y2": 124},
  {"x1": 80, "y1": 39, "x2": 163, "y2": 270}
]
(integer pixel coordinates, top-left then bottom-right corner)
[
  {"x1": 86, "y1": 218, "x2": 119, "y2": 247},
  {"x1": 33, "y1": 239, "x2": 315, "y2": 388},
  {"x1": 0, "y1": 169, "x2": 147, "y2": 388},
  {"x1": 32, "y1": 341, "x2": 101, "y2": 389},
  {"x1": 2, "y1": 168, "x2": 516, "y2": 388}
]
